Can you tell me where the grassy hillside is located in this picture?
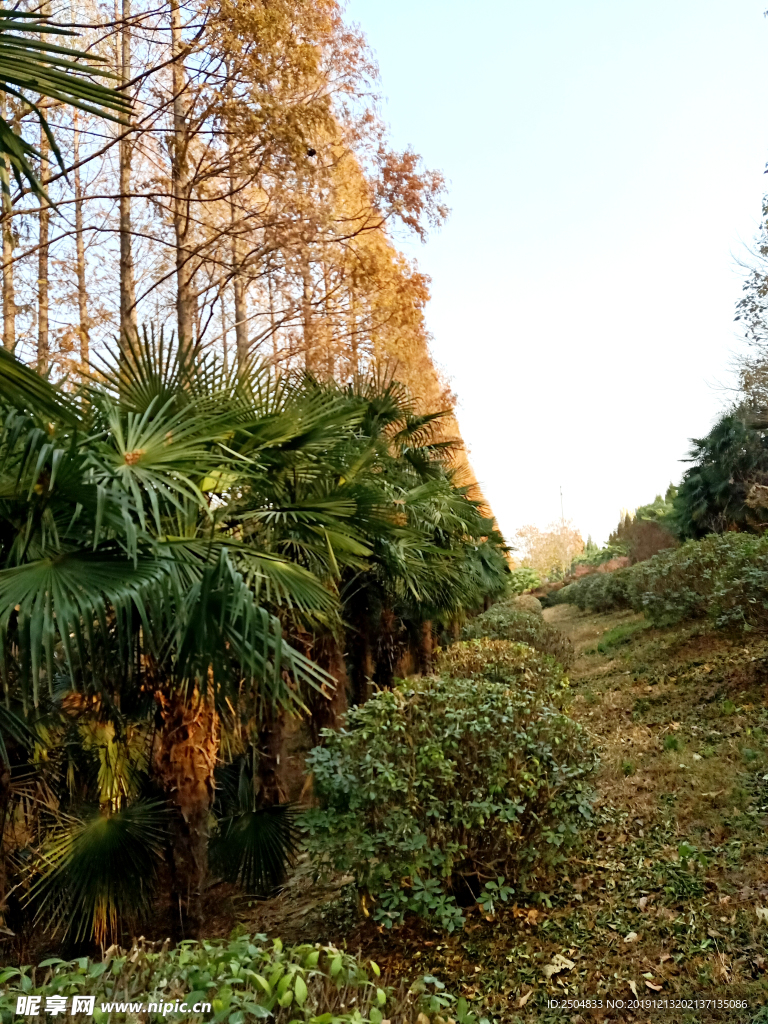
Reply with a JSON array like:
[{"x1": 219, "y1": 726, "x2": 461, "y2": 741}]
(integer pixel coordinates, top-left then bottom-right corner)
[{"x1": 231, "y1": 604, "x2": 768, "y2": 1024}]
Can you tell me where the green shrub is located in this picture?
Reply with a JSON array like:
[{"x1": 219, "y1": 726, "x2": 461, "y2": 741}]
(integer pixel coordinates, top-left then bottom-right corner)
[
  {"x1": 544, "y1": 584, "x2": 574, "y2": 607},
  {"x1": 303, "y1": 660, "x2": 595, "y2": 932},
  {"x1": 507, "y1": 566, "x2": 540, "y2": 594},
  {"x1": 557, "y1": 531, "x2": 768, "y2": 629},
  {"x1": 555, "y1": 570, "x2": 633, "y2": 615},
  {"x1": 438, "y1": 637, "x2": 568, "y2": 698},
  {"x1": 0, "y1": 935, "x2": 472, "y2": 1024},
  {"x1": 461, "y1": 600, "x2": 574, "y2": 668},
  {"x1": 630, "y1": 532, "x2": 768, "y2": 627}
]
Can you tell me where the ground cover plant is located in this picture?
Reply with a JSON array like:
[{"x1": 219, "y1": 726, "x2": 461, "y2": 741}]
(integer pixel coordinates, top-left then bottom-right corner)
[{"x1": 0, "y1": 934, "x2": 482, "y2": 1024}]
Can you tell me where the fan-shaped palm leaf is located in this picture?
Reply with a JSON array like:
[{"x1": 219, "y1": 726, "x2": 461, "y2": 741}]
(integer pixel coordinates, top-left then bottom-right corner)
[
  {"x1": 28, "y1": 801, "x2": 168, "y2": 943},
  {"x1": 210, "y1": 804, "x2": 297, "y2": 894}
]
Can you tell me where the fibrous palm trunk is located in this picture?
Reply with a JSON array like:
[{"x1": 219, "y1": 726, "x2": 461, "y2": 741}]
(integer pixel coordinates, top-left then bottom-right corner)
[
  {"x1": 309, "y1": 633, "x2": 349, "y2": 741},
  {"x1": 419, "y1": 619, "x2": 434, "y2": 675},
  {"x1": 153, "y1": 687, "x2": 218, "y2": 935},
  {"x1": 256, "y1": 704, "x2": 288, "y2": 806},
  {"x1": 349, "y1": 608, "x2": 374, "y2": 705}
]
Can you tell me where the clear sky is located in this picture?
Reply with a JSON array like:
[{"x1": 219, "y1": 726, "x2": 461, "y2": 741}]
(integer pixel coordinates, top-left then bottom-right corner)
[{"x1": 345, "y1": 0, "x2": 768, "y2": 545}]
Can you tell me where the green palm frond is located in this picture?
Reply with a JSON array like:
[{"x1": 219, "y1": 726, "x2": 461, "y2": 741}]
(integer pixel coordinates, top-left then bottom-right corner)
[
  {"x1": 0, "y1": 548, "x2": 175, "y2": 703},
  {"x1": 0, "y1": 7, "x2": 130, "y2": 199},
  {"x1": 27, "y1": 801, "x2": 168, "y2": 944},
  {"x1": 0, "y1": 348, "x2": 80, "y2": 425}
]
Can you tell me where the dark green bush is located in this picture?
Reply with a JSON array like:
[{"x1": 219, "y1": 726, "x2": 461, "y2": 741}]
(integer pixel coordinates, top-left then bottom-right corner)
[
  {"x1": 630, "y1": 532, "x2": 768, "y2": 627},
  {"x1": 554, "y1": 532, "x2": 768, "y2": 630},
  {"x1": 303, "y1": 647, "x2": 595, "y2": 932},
  {"x1": 553, "y1": 570, "x2": 633, "y2": 615},
  {"x1": 461, "y1": 600, "x2": 574, "y2": 668}
]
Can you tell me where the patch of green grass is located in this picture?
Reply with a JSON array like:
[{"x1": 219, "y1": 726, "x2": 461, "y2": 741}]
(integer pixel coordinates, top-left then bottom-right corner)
[
  {"x1": 597, "y1": 620, "x2": 651, "y2": 654},
  {"x1": 632, "y1": 697, "x2": 650, "y2": 720}
]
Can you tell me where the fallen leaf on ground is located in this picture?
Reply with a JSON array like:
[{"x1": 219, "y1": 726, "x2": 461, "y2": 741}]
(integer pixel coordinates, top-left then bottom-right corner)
[
  {"x1": 542, "y1": 954, "x2": 575, "y2": 979},
  {"x1": 645, "y1": 981, "x2": 663, "y2": 991},
  {"x1": 624, "y1": 931, "x2": 639, "y2": 943},
  {"x1": 517, "y1": 990, "x2": 533, "y2": 1008}
]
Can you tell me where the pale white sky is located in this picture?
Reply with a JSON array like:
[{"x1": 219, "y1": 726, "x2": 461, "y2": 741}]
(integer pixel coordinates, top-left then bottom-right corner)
[{"x1": 346, "y1": 0, "x2": 768, "y2": 545}]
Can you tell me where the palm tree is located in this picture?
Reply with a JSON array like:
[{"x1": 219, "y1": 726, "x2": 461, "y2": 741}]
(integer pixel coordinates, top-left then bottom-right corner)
[
  {"x1": 0, "y1": 340, "x2": 509, "y2": 944},
  {"x1": 0, "y1": 337, "x2": 346, "y2": 936}
]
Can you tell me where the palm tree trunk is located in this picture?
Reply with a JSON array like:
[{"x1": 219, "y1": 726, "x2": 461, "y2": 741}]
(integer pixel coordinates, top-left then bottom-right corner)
[
  {"x1": 349, "y1": 609, "x2": 374, "y2": 704},
  {"x1": 419, "y1": 619, "x2": 434, "y2": 675},
  {"x1": 309, "y1": 634, "x2": 349, "y2": 741},
  {"x1": 256, "y1": 705, "x2": 288, "y2": 805},
  {"x1": 0, "y1": 761, "x2": 11, "y2": 932},
  {"x1": 153, "y1": 687, "x2": 218, "y2": 934}
]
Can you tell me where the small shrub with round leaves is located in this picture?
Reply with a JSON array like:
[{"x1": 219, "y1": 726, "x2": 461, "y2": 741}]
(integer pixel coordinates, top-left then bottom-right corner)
[
  {"x1": 461, "y1": 601, "x2": 574, "y2": 668},
  {"x1": 302, "y1": 669, "x2": 595, "y2": 933}
]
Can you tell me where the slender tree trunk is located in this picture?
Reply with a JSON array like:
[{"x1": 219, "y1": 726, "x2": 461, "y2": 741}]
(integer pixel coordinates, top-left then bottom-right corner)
[
  {"x1": 232, "y1": 248, "x2": 248, "y2": 369},
  {"x1": 221, "y1": 293, "x2": 229, "y2": 374},
  {"x1": 348, "y1": 286, "x2": 358, "y2": 378},
  {"x1": 170, "y1": 0, "x2": 196, "y2": 350},
  {"x1": 73, "y1": 113, "x2": 89, "y2": 369},
  {"x1": 37, "y1": 126, "x2": 50, "y2": 372},
  {"x1": 153, "y1": 687, "x2": 219, "y2": 935},
  {"x1": 119, "y1": 0, "x2": 137, "y2": 344},
  {"x1": 1, "y1": 100, "x2": 15, "y2": 353},
  {"x1": 301, "y1": 251, "x2": 313, "y2": 371},
  {"x1": 268, "y1": 272, "x2": 278, "y2": 362},
  {"x1": 1, "y1": 183, "x2": 15, "y2": 354}
]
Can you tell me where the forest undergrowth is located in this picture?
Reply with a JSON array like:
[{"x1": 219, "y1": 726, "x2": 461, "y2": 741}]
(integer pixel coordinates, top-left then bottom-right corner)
[{"x1": 215, "y1": 604, "x2": 768, "y2": 1024}]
